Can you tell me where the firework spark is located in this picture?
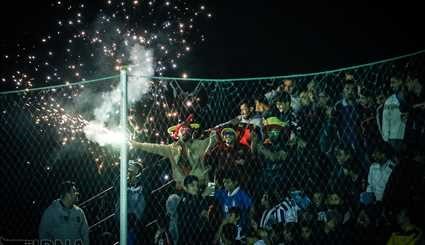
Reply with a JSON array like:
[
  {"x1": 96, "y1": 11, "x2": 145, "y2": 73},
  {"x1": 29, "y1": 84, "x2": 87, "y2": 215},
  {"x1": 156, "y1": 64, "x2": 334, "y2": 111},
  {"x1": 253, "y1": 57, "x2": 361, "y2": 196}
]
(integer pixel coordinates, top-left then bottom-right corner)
[{"x1": 1, "y1": 0, "x2": 212, "y2": 170}]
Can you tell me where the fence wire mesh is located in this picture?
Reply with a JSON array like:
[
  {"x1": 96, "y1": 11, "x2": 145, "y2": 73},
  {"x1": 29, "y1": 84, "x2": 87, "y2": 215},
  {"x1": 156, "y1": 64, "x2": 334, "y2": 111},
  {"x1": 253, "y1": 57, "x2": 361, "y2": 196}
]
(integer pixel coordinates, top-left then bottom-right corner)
[{"x1": 1, "y1": 52, "x2": 425, "y2": 244}]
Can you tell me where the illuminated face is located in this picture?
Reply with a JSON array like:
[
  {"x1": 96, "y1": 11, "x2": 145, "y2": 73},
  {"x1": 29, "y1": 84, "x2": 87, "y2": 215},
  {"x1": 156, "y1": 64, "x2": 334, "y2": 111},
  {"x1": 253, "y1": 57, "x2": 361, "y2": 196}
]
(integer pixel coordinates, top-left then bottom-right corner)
[
  {"x1": 178, "y1": 125, "x2": 192, "y2": 141},
  {"x1": 390, "y1": 77, "x2": 403, "y2": 92},
  {"x1": 313, "y1": 192, "x2": 323, "y2": 206},
  {"x1": 66, "y1": 186, "x2": 80, "y2": 204},
  {"x1": 283, "y1": 79, "x2": 294, "y2": 94},
  {"x1": 335, "y1": 148, "x2": 349, "y2": 165},
  {"x1": 223, "y1": 178, "x2": 237, "y2": 193},
  {"x1": 358, "y1": 94, "x2": 371, "y2": 107},
  {"x1": 326, "y1": 193, "x2": 341, "y2": 206},
  {"x1": 343, "y1": 84, "x2": 356, "y2": 100},
  {"x1": 318, "y1": 93, "x2": 329, "y2": 107},
  {"x1": 240, "y1": 103, "x2": 251, "y2": 120},
  {"x1": 283, "y1": 228, "x2": 294, "y2": 242},
  {"x1": 372, "y1": 150, "x2": 385, "y2": 163},
  {"x1": 186, "y1": 180, "x2": 199, "y2": 195},
  {"x1": 300, "y1": 92, "x2": 312, "y2": 107},
  {"x1": 275, "y1": 101, "x2": 290, "y2": 113},
  {"x1": 222, "y1": 132, "x2": 236, "y2": 147},
  {"x1": 267, "y1": 128, "x2": 281, "y2": 142},
  {"x1": 255, "y1": 100, "x2": 269, "y2": 113},
  {"x1": 261, "y1": 193, "x2": 270, "y2": 207},
  {"x1": 301, "y1": 226, "x2": 312, "y2": 240}
]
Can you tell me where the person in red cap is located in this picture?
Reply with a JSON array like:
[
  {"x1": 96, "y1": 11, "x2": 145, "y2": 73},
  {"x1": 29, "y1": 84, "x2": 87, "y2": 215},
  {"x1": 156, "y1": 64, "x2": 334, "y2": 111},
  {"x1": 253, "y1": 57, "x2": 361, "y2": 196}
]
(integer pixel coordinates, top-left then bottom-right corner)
[{"x1": 130, "y1": 114, "x2": 218, "y2": 191}]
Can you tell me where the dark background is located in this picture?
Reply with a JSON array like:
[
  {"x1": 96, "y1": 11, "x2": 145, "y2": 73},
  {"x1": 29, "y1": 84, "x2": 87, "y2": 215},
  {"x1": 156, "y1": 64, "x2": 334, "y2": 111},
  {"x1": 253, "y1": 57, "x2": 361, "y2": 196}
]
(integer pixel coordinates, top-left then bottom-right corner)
[{"x1": 0, "y1": 1, "x2": 424, "y2": 79}]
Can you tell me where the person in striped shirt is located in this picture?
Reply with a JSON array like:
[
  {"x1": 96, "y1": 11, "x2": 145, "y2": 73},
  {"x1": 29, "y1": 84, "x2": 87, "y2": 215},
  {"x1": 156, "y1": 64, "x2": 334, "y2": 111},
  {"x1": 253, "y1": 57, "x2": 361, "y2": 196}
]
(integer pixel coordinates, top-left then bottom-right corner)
[
  {"x1": 258, "y1": 191, "x2": 283, "y2": 230},
  {"x1": 258, "y1": 190, "x2": 301, "y2": 232}
]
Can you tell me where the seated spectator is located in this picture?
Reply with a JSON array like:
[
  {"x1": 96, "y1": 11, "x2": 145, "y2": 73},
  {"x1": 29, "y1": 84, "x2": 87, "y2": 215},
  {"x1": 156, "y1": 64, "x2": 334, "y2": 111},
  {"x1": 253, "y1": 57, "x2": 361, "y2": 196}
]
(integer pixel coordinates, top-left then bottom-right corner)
[
  {"x1": 281, "y1": 223, "x2": 299, "y2": 245},
  {"x1": 299, "y1": 221, "x2": 316, "y2": 245},
  {"x1": 215, "y1": 207, "x2": 242, "y2": 244},
  {"x1": 327, "y1": 145, "x2": 364, "y2": 203},
  {"x1": 318, "y1": 210, "x2": 347, "y2": 245},
  {"x1": 258, "y1": 191, "x2": 284, "y2": 230},
  {"x1": 278, "y1": 194, "x2": 301, "y2": 224}
]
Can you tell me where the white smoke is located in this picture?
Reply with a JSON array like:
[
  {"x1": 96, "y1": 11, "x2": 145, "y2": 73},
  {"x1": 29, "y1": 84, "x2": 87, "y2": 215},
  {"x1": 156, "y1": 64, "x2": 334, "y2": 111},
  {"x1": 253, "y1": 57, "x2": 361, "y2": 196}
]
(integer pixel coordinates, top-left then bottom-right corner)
[
  {"x1": 84, "y1": 44, "x2": 154, "y2": 147},
  {"x1": 83, "y1": 121, "x2": 128, "y2": 147}
]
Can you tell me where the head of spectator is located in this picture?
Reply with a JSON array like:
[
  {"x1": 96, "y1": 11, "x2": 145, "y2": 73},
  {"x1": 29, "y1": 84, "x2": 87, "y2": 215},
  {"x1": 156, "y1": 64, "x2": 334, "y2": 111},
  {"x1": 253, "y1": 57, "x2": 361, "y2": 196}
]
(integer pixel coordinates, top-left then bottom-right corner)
[
  {"x1": 358, "y1": 88, "x2": 375, "y2": 110},
  {"x1": 356, "y1": 208, "x2": 371, "y2": 228},
  {"x1": 396, "y1": 208, "x2": 414, "y2": 229},
  {"x1": 273, "y1": 92, "x2": 291, "y2": 114},
  {"x1": 342, "y1": 80, "x2": 357, "y2": 103},
  {"x1": 255, "y1": 96, "x2": 270, "y2": 114},
  {"x1": 299, "y1": 91, "x2": 314, "y2": 108},
  {"x1": 312, "y1": 191, "x2": 325, "y2": 209},
  {"x1": 222, "y1": 168, "x2": 240, "y2": 194},
  {"x1": 183, "y1": 175, "x2": 200, "y2": 195},
  {"x1": 59, "y1": 180, "x2": 80, "y2": 208},
  {"x1": 307, "y1": 80, "x2": 317, "y2": 94},
  {"x1": 260, "y1": 191, "x2": 279, "y2": 210},
  {"x1": 221, "y1": 127, "x2": 237, "y2": 148},
  {"x1": 167, "y1": 114, "x2": 200, "y2": 142},
  {"x1": 239, "y1": 99, "x2": 255, "y2": 121},
  {"x1": 390, "y1": 75, "x2": 405, "y2": 93},
  {"x1": 335, "y1": 145, "x2": 352, "y2": 166},
  {"x1": 128, "y1": 159, "x2": 143, "y2": 184},
  {"x1": 228, "y1": 207, "x2": 241, "y2": 224},
  {"x1": 282, "y1": 223, "x2": 298, "y2": 244},
  {"x1": 370, "y1": 143, "x2": 392, "y2": 165},
  {"x1": 318, "y1": 90, "x2": 330, "y2": 108},
  {"x1": 300, "y1": 221, "x2": 314, "y2": 242},
  {"x1": 270, "y1": 223, "x2": 284, "y2": 244},
  {"x1": 376, "y1": 92, "x2": 387, "y2": 106},
  {"x1": 282, "y1": 79, "x2": 295, "y2": 94},
  {"x1": 325, "y1": 192, "x2": 343, "y2": 209},
  {"x1": 406, "y1": 75, "x2": 422, "y2": 97},
  {"x1": 221, "y1": 223, "x2": 239, "y2": 245},
  {"x1": 263, "y1": 117, "x2": 286, "y2": 143},
  {"x1": 324, "y1": 210, "x2": 343, "y2": 232},
  {"x1": 300, "y1": 210, "x2": 315, "y2": 224}
]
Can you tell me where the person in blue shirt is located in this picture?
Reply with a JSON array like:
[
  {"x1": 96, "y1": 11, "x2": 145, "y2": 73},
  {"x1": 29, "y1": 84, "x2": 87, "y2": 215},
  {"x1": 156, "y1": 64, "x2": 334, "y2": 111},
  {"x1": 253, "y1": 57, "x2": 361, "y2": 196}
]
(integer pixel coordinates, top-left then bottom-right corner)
[{"x1": 214, "y1": 167, "x2": 253, "y2": 240}]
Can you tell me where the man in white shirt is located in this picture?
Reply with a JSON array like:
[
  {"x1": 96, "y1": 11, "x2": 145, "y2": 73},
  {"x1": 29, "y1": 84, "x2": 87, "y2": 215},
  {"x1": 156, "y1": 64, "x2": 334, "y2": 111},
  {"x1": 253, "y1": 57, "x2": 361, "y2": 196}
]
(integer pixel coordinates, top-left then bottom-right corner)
[
  {"x1": 381, "y1": 76, "x2": 409, "y2": 153},
  {"x1": 366, "y1": 145, "x2": 396, "y2": 201}
]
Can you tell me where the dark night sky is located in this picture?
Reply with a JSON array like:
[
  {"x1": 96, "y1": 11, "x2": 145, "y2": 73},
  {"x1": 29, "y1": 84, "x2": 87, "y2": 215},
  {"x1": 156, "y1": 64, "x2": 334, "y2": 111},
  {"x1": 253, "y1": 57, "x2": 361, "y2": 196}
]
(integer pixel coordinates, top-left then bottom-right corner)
[{"x1": 1, "y1": 1, "x2": 424, "y2": 79}]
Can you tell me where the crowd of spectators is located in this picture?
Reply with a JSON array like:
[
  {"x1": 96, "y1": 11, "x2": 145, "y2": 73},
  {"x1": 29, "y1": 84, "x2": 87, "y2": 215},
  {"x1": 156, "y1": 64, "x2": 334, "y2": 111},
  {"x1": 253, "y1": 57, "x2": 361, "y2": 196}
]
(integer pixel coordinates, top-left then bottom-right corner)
[
  {"x1": 39, "y1": 72, "x2": 425, "y2": 244},
  {"x1": 127, "y1": 73, "x2": 425, "y2": 244}
]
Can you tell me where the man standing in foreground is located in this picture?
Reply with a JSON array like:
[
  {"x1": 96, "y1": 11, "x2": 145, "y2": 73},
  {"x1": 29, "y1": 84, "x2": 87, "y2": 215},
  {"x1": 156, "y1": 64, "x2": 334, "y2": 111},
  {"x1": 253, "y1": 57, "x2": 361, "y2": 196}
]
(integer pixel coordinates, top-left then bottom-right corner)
[{"x1": 39, "y1": 180, "x2": 89, "y2": 245}]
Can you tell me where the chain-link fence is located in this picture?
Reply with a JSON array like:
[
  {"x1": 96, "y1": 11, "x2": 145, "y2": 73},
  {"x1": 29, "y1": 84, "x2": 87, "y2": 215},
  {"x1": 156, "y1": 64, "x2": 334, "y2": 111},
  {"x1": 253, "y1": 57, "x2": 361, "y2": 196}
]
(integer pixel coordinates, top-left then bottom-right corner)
[{"x1": 1, "y1": 50, "x2": 425, "y2": 244}]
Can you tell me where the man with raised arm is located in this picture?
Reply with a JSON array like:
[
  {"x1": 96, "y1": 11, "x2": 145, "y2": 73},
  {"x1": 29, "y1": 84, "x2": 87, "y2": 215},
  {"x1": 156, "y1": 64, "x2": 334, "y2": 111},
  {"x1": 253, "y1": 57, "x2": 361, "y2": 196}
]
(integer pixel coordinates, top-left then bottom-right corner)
[{"x1": 130, "y1": 114, "x2": 217, "y2": 190}]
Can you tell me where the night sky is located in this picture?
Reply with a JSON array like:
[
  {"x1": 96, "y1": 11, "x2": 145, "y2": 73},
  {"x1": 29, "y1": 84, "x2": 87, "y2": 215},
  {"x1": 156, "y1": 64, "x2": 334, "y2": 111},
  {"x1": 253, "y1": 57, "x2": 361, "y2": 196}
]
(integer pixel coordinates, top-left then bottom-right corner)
[{"x1": 1, "y1": 1, "x2": 424, "y2": 81}]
